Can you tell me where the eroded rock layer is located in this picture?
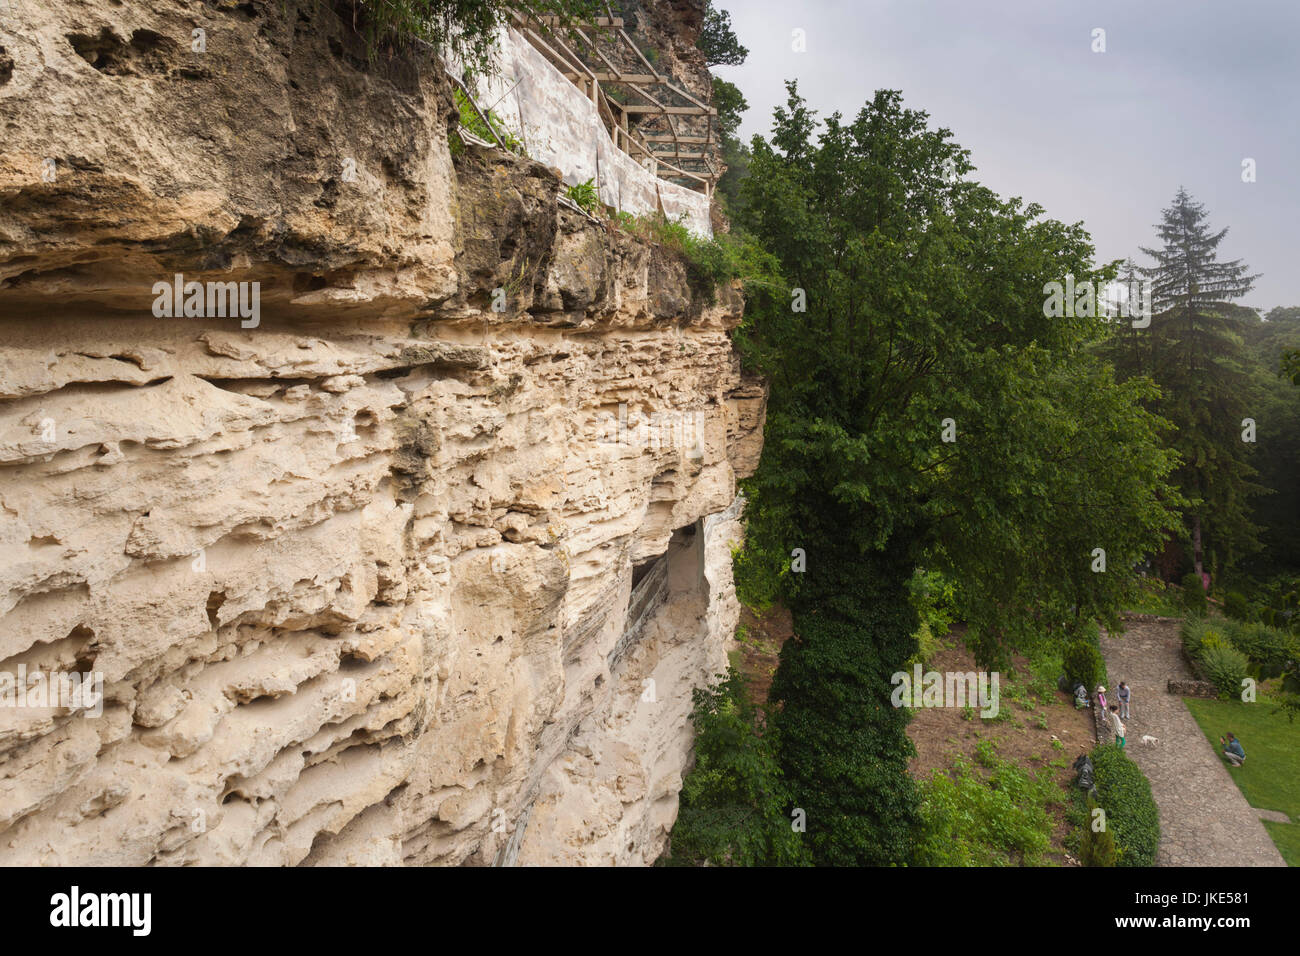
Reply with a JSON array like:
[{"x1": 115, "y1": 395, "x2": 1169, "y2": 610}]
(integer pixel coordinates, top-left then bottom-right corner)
[{"x1": 0, "y1": 0, "x2": 763, "y2": 865}]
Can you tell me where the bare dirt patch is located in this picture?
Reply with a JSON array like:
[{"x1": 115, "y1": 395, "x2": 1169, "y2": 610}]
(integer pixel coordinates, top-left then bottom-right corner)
[
  {"x1": 731, "y1": 603, "x2": 794, "y2": 707},
  {"x1": 905, "y1": 629, "x2": 1096, "y2": 865}
]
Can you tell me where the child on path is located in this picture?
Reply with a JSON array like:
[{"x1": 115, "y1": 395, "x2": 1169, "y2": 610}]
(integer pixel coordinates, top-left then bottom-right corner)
[
  {"x1": 1109, "y1": 705, "x2": 1126, "y2": 749},
  {"x1": 1097, "y1": 684, "x2": 1108, "y2": 715}
]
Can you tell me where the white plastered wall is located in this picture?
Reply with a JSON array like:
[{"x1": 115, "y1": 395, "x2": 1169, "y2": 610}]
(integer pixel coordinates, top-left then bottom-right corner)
[{"x1": 452, "y1": 27, "x2": 713, "y2": 238}]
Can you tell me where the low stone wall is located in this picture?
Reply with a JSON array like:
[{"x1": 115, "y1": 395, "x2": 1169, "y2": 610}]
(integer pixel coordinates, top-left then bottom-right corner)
[
  {"x1": 1093, "y1": 698, "x2": 1112, "y2": 745},
  {"x1": 1168, "y1": 679, "x2": 1220, "y2": 699}
]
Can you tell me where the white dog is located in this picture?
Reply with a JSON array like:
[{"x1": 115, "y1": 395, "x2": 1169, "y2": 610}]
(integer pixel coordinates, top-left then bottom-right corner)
[{"x1": 1141, "y1": 734, "x2": 1159, "y2": 746}]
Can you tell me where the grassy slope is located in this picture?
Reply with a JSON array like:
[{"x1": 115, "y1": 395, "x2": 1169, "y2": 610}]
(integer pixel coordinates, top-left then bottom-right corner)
[{"x1": 1184, "y1": 697, "x2": 1300, "y2": 866}]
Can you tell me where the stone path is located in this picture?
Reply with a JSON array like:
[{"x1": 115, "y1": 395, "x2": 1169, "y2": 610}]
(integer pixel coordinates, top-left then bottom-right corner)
[{"x1": 1099, "y1": 619, "x2": 1285, "y2": 867}]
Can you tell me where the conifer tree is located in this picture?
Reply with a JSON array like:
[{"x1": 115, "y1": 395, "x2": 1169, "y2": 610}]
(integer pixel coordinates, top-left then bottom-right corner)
[{"x1": 1107, "y1": 188, "x2": 1262, "y2": 578}]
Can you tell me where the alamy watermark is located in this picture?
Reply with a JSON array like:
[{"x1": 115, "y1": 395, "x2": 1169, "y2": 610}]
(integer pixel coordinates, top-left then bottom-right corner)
[
  {"x1": 891, "y1": 664, "x2": 1000, "y2": 718},
  {"x1": 594, "y1": 403, "x2": 705, "y2": 458},
  {"x1": 1043, "y1": 274, "x2": 1151, "y2": 327},
  {"x1": 0, "y1": 666, "x2": 104, "y2": 717},
  {"x1": 152, "y1": 273, "x2": 260, "y2": 328}
]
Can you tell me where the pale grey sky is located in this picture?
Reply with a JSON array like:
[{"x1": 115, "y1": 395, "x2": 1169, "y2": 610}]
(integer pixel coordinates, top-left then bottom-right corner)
[{"x1": 713, "y1": 0, "x2": 1300, "y2": 312}]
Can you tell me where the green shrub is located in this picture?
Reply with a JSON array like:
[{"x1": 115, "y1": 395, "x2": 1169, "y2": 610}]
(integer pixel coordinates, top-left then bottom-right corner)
[
  {"x1": 615, "y1": 214, "x2": 781, "y2": 305},
  {"x1": 1200, "y1": 633, "x2": 1227, "y2": 654},
  {"x1": 1080, "y1": 795, "x2": 1118, "y2": 867},
  {"x1": 908, "y1": 568, "x2": 958, "y2": 638},
  {"x1": 1064, "y1": 639, "x2": 1105, "y2": 689},
  {"x1": 1224, "y1": 591, "x2": 1252, "y2": 622},
  {"x1": 662, "y1": 667, "x2": 809, "y2": 866},
  {"x1": 906, "y1": 619, "x2": 939, "y2": 670},
  {"x1": 1224, "y1": 620, "x2": 1298, "y2": 679},
  {"x1": 904, "y1": 568, "x2": 957, "y2": 668},
  {"x1": 1181, "y1": 572, "x2": 1207, "y2": 615},
  {"x1": 1200, "y1": 641, "x2": 1250, "y2": 700},
  {"x1": 1181, "y1": 616, "x2": 1231, "y2": 659},
  {"x1": 1090, "y1": 745, "x2": 1159, "y2": 866}
]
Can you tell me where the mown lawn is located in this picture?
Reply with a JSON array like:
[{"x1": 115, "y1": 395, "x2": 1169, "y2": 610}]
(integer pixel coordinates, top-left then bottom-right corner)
[{"x1": 1184, "y1": 697, "x2": 1300, "y2": 866}]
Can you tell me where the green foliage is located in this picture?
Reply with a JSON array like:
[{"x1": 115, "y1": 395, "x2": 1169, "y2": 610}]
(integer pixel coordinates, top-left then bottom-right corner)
[
  {"x1": 1182, "y1": 615, "x2": 1299, "y2": 691},
  {"x1": 1240, "y1": 310, "x2": 1300, "y2": 576},
  {"x1": 1284, "y1": 348, "x2": 1300, "y2": 386},
  {"x1": 1090, "y1": 745, "x2": 1160, "y2": 866},
  {"x1": 1227, "y1": 620, "x2": 1299, "y2": 679},
  {"x1": 730, "y1": 82, "x2": 1180, "y2": 864},
  {"x1": 452, "y1": 87, "x2": 523, "y2": 154},
  {"x1": 1181, "y1": 572, "x2": 1208, "y2": 615},
  {"x1": 913, "y1": 751, "x2": 1061, "y2": 866},
  {"x1": 907, "y1": 619, "x2": 939, "y2": 670},
  {"x1": 1126, "y1": 577, "x2": 1183, "y2": 616},
  {"x1": 907, "y1": 568, "x2": 958, "y2": 638},
  {"x1": 1100, "y1": 189, "x2": 1263, "y2": 577},
  {"x1": 711, "y1": 77, "x2": 748, "y2": 140},
  {"x1": 617, "y1": 213, "x2": 780, "y2": 305},
  {"x1": 1180, "y1": 615, "x2": 1230, "y2": 658},
  {"x1": 564, "y1": 178, "x2": 601, "y2": 215},
  {"x1": 1063, "y1": 639, "x2": 1105, "y2": 690},
  {"x1": 662, "y1": 668, "x2": 810, "y2": 866},
  {"x1": 1224, "y1": 590, "x2": 1252, "y2": 621},
  {"x1": 348, "y1": 0, "x2": 598, "y2": 68},
  {"x1": 697, "y1": 1, "x2": 748, "y2": 66},
  {"x1": 768, "y1": 540, "x2": 922, "y2": 866},
  {"x1": 735, "y1": 84, "x2": 1182, "y2": 672},
  {"x1": 712, "y1": 76, "x2": 752, "y2": 219},
  {"x1": 1080, "y1": 795, "x2": 1118, "y2": 867},
  {"x1": 1200, "y1": 641, "x2": 1250, "y2": 700}
]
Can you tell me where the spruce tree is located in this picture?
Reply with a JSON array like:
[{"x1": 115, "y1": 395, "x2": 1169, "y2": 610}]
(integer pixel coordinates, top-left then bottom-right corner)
[{"x1": 1108, "y1": 188, "x2": 1262, "y2": 578}]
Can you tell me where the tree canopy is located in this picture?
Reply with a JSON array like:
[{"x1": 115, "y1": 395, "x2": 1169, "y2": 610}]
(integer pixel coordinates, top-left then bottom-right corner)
[
  {"x1": 698, "y1": 1, "x2": 748, "y2": 66},
  {"x1": 731, "y1": 85, "x2": 1182, "y2": 863}
]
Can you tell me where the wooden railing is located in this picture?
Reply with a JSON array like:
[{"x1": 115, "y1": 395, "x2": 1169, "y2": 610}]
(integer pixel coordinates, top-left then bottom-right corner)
[{"x1": 509, "y1": 13, "x2": 718, "y2": 195}]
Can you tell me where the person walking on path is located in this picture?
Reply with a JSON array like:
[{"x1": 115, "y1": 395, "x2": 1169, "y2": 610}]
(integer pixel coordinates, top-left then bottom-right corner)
[
  {"x1": 1220, "y1": 733, "x2": 1245, "y2": 766},
  {"x1": 1117, "y1": 682, "x2": 1131, "y2": 720},
  {"x1": 1109, "y1": 705, "x2": 1126, "y2": 750},
  {"x1": 1096, "y1": 684, "x2": 1108, "y2": 716}
]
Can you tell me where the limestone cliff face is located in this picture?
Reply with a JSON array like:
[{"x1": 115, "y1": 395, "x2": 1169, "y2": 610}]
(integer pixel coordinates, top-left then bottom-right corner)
[{"x1": 0, "y1": 0, "x2": 764, "y2": 865}]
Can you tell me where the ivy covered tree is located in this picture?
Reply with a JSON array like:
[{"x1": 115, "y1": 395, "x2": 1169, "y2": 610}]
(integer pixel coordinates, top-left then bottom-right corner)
[
  {"x1": 733, "y1": 84, "x2": 1181, "y2": 864},
  {"x1": 1103, "y1": 188, "x2": 1264, "y2": 580}
]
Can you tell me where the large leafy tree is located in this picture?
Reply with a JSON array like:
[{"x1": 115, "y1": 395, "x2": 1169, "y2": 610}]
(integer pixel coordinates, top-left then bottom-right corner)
[
  {"x1": 1103, "y1": 189, "x2": 1263, "y2": 579},
  {"x1": 734, "y1": 85, "x2": 1181, "y2": 864}
]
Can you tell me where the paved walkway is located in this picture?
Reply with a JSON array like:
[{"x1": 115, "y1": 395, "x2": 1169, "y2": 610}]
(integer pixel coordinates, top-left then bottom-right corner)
[{"x1": 1099, "y1": 619, "x2": 1285, "y2": 867}]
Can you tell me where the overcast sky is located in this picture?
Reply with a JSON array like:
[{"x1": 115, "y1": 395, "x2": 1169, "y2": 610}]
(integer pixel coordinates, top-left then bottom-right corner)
[{"x1": 712, "y1": 0, "x2": 1300, "y2": 312}]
